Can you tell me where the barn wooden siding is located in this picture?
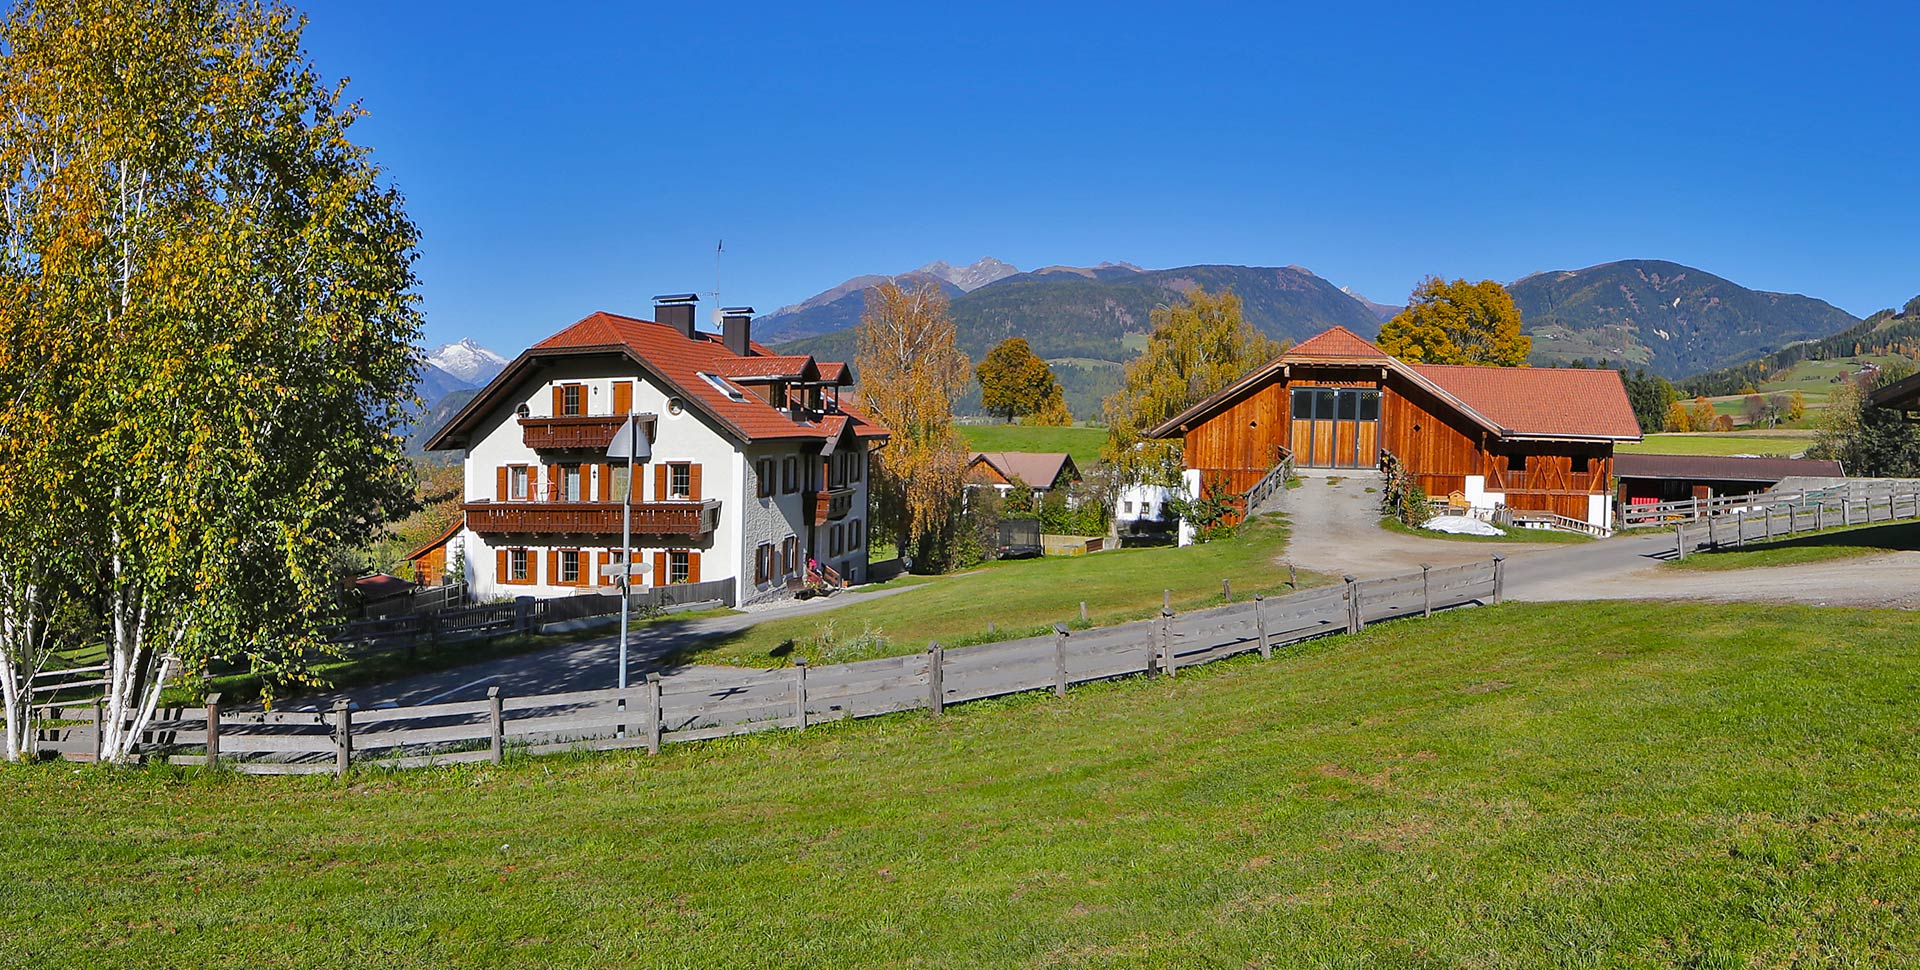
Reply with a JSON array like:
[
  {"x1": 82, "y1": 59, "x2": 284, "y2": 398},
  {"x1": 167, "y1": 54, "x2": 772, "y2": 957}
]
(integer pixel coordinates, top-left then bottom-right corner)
[{"x1": 1180, "y1": 364, "x2": 1615, "y2": 518}]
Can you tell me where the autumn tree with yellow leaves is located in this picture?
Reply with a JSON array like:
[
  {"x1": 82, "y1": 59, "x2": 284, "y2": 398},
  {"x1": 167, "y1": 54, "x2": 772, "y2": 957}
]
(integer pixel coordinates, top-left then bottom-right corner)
[
  {"x1": 855, "y1": 281, "x2": 971, "y2": 570},
  {"x1": 0, "y1": 0, "x2": 423, "y2": 759},
  {"x1": 1101, "y1": 288, "x2": 1284, "y2": 486},
  {"x1": 1376, "y1": 277, "x2": 1530, "y2": 366}
]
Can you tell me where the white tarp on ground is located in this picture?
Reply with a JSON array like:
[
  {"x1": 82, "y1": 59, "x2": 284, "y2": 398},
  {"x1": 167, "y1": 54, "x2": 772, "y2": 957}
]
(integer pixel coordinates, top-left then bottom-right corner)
[{"x1": 1422, "y1": 515, "x2": 1505, "y2": 536}]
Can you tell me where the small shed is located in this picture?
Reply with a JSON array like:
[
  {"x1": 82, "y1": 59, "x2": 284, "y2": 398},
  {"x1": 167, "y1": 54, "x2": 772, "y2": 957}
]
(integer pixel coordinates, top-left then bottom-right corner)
[
  {"x1": 1615, "y1": 454, "x2": 1845, "y2": 506},
  {"x1": 404, "y1": 518, "x2": 464, "y2": 587}
]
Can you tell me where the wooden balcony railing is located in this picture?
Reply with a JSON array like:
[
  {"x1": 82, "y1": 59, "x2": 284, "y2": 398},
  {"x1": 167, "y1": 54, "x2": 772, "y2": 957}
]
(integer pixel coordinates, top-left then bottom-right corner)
[
  {"x1": 462, "y1": 499, "x2": 719, "y2": 536},
  {"x1": 518, "y1": 415, "x2": 647, "y2": 451},
  {"x1": 808, "y1": 487, "x2": 856, "y2": 526}
]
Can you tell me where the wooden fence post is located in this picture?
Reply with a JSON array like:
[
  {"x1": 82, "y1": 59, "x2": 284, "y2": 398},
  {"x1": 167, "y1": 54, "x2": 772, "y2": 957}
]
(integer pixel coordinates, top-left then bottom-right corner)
[
  {"x1": 203, "y1": 693, "x2": 221, "y2": 768},
  {"x1": 332, "y1": 700, "x2": 352, "y2": 779},
  {"x1": 1491, "y1": 555, "x2": 1506, "y2": 604},
  {"x1": 793, "y1": 659, "x2": 809, "y2": 731},
  {"x1": 1342, "y1": 575, "x2": 1358, "y2": 634},
  {"x1": 1420, "y1": 563, "x2": 1432, "y2": 618},
  {"x1": 1843, "y1": 498, "x2": 1852, "y2": 527},
  {"x1": 1222, "y1": 579, "x2": 1233, "y2": 603},
  {"x1": 1053, "y1": 623, "x2": 1069, "y2": 697},
  {"x1": 927, "y1": 641, "x2": 945, "y2": 715},
  {"x1": 1079, "y1": 601, "x2": 1088, "y2": 623},
  {"x1": 1287, "y1": 562, "x2": 1298, "y2": 589},
  {"x1": 1352, "y1": 579, "x2": 1366, "y2": 632},
  {"x1": 1253, "y1": 594, "x2": 1270, "y2": 659},
  {"x1": 1161, "y1": 607, "x2": 1177, "y2": 676},
  {"x1": 1675, "y1": 525, "x2": 1687, "y2": 560},
  {"x1": 987, "y1": 620, "x2": 995, "y2": 635},
  {"x1": 91, "y1": 698, "x2": 103, "y2": 763},
  {"x1": 645, "y1": 674, "x2": 662, "y2": 755},
  {"x1": 488, "y1": 687, "x2": 503, "y2": 764}
]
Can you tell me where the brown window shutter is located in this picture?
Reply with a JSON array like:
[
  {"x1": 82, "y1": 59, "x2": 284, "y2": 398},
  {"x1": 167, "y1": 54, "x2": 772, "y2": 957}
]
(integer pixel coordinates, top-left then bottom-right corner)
[
  {"x1": 653, "y1": 551, "x2": 667, "y2": 588},
  {"x1": 654, "y1": 464, "x2": 668, "y2": 502},
  {"x1": 545, "y1": 467, "x2": 559, "y2": 502},
  {"x1": 496, "y1": 549, "x2": 508, "y2": 583},
  {"x1": 546, "y1": 549, "x2": 558, "y2": 585},
  {"x1": 597, "y1": 464, "x2": 611, "y2": 502},
  {"x1": 596, "y1": 551, "x2": 609, "y2": 587},
  {"x1": 688, "y1": 464, "x2": 702, "y2": 501},
  {"x1": 496, "y1": 466, "x2": 508, "y2": 501},
  {"x1": 551, "y1": 385, "x2": 564, "y2": 417},
  {"x1": 613, "y1": 380, "x2": 633, "y2": 416},
  {"x1": 687, "y1": 551, "x2": 701, "y2": 584}
]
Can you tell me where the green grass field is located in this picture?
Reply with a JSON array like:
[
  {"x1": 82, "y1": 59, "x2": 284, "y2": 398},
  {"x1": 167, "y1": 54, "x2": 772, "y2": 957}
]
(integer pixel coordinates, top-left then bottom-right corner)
[
  {"x1": 1668, "y1": 521, "x2": 1920, "y2": 571},
  {"x1": 679, "y1": 514, "x2": 1327, "y2": 666},
  {"x1": 1618, "y1": 431, "x2": 1818, "y2": 456},
  {"x1": 6, "y1": 600, "x2": 1917, "y2": 966},
  {"x1": 955, "y1": 423, "x2": 1108, "y2": 467}
]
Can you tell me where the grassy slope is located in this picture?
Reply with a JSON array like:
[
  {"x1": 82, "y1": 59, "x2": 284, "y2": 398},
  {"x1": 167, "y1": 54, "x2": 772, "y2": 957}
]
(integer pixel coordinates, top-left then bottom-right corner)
[
  {"x1": 680, "y1": 514, "x2": 1324, "y2": 665},
  {"x1": 5, "y1": 601, "x2": 1918, "y2": 966},
  {"x1": 1668, "y1": 521, "x2": 1920, "y2": 571},
  {"x1": 956, "y1": 423, "x2": 1108, "y2": 468},
  {"x1": 1618, "y1": 431, "x2": 1818, "y2": 456}
]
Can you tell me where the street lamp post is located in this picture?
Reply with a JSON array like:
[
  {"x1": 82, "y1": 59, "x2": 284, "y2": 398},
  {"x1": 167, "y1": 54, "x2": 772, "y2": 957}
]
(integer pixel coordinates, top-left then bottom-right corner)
[{"x1": 606, "y1": 411, "x2": 651, "y2": 731}]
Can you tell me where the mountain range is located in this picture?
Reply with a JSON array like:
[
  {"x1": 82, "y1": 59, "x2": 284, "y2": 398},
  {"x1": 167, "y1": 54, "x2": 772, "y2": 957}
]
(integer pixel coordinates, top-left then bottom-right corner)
[{"x1": 1508, "y1": 259, "x2": 1862, "y2": 376}]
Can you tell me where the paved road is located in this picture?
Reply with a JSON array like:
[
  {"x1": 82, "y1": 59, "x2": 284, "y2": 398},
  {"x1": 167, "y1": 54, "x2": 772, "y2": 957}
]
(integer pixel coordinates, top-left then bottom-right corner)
[{"x1": 337, "y1": 470, "x2": 1917, "y2": 712}]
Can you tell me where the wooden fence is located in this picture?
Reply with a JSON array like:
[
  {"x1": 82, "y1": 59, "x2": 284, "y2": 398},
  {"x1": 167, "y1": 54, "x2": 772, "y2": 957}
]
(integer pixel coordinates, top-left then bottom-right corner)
[
  {"x1": 1674, "y1": 485, "x2": 1920, "y2": 559},
  {"x1": 32, "y1": 557, "x2": 1506, "y2": 776},
  {"x1": 1620, "y1": 480, "x2": 1920, "y2": 527}
]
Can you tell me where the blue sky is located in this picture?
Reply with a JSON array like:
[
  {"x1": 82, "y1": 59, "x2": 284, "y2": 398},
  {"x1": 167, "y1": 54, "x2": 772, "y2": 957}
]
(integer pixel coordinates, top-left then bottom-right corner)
[{"x1": 301, "y1": 1, "x2": 1919, "y2": 353}]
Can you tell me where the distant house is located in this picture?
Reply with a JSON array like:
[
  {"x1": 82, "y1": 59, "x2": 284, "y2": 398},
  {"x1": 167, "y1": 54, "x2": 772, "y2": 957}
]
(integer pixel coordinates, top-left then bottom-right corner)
[
  {"x1": 1616, "y1": 454, "x2": 1846, "y2": 506},
  {"x1": 405, "y1": 518, "x2": 464, "y2": 588},
  {"x1": 965, "y1": 452, "x2": 1080, "y2": 499},
  {"x1": 1114, "y1": 482, "x2": 1176, "y2": 544},
  {"x1": 1147, "y1": 326, "x2": 1642, "y2": 532}
]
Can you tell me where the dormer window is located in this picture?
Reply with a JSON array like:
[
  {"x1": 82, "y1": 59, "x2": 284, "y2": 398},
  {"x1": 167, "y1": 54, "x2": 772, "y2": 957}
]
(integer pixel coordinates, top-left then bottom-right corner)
[{"x1": 698, "y1": 372, "x2": 748, "y2": 402}]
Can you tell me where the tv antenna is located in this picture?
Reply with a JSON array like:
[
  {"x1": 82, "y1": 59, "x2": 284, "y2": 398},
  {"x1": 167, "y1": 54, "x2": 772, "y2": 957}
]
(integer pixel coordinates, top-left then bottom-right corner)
[{"x1": 707, "y1": 239, "x2": 725, "y2": 325}]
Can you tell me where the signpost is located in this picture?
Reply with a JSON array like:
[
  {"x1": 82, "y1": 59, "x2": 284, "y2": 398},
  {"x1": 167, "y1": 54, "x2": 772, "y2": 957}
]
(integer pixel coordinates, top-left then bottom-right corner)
[{"x1": 607, "y1": 413, "x2": 651, "y2": 733}]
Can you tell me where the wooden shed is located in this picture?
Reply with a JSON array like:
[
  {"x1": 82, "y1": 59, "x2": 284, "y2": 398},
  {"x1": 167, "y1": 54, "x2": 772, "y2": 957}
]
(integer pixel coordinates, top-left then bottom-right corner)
[{"x1": 1147, "y1": 327, "x2": 1643, "y2": 530}]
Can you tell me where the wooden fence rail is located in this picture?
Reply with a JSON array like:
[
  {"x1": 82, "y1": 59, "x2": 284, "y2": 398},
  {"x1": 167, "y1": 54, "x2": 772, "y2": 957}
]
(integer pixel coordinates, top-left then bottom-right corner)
[
  {"x1": 32, "y1": 557, "x2": 1507, "y2": 776},
  {"x1": 1623, "y1": 480, "x2": 1920, "y2": 528},
  {"x1": 1674, "y1": 487, "x2": 1920, "y2": 559}
]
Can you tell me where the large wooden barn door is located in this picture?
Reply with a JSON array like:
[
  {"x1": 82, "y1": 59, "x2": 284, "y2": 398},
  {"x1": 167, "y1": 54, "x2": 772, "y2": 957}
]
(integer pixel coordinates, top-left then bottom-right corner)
[{"x1": 1290, "y1": 388, "x2": 1380, "y2": 468}]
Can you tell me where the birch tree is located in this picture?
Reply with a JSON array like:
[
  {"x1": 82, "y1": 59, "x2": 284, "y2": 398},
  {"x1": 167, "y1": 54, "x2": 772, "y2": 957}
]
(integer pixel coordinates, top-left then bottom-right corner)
[
  {"x1": 854, "y1": 281, "x2": 970, "y2": 568},
  {"x1": 0, "y1": 0, "x2": 422, "y2": 760}
]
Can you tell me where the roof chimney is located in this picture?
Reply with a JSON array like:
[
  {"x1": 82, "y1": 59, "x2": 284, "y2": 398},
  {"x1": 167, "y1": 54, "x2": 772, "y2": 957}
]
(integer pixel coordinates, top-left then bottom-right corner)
[
  {"x1": 653, "y1": 293, "x2": 699, "y2": 339},
  {"x1": 721, "y1": 306, "x2": 755, "y2": 357}
]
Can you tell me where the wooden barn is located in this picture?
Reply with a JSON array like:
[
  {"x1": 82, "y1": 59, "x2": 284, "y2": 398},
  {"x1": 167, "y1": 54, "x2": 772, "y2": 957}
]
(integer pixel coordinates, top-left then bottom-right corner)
[{"x1": 1147, "y1": 327, "x2": 1643, "y2": 530}]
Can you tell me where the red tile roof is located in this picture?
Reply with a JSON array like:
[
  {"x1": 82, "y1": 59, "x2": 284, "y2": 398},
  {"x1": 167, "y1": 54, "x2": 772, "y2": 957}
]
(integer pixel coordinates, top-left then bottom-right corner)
[
  {"x1": 1284, "y1": 326, "x2": 1390, "y2": 360},
  {"x1": 707, "y1": 355, "x2": 818, "y2": 380},
  {"x1": 967, "y1": 452, "x2": 1080, "y2": 489},
  {"x1": 1412, "y1": 364, "x2": 1642, "y2": 439},
  {"x1": 817, "y1": 362, "x2": 850, "y2": 384},
  {"x1": 429, "y1": 311, "x2": 888, "y2": 448}
]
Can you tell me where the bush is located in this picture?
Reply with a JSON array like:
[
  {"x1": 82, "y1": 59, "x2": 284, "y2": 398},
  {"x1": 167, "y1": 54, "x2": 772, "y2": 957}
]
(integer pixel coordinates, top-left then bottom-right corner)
[
  {"x1": 1378, "y1": 451, "x2": 1429, "y2": 526},
  {"x1": 1167, "y1": 483, "x2": 1240, "y2": 543}
]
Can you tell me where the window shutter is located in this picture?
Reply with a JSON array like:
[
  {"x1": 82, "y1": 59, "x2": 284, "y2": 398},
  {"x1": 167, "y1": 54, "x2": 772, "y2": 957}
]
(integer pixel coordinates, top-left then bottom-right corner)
[
  {"x1": 496, "y1": 549, "x2": 508, "y2": 583},
  {"x1": 654, "y1": 464, "x2": 668, "y2": 502},
  {"x1": 496, "y1": 467, "x2": 508, "y2": 501},
  {"x1": 597, "y1": 464, "x2": 611, "y2": 502},
  {"x1": 546, "y1": 550, "x2": 557, "y2": 585},
  {"x1": 613, "y1": 380, "x2": 633, "y2": 416},
  {"x1": 551, "y1": 385, "x2": 564, "y2": 417},
  {"x1": 545, "y1": 466, "x2": 559, "y2": 502},
  {"x1": 687, "y1": 551, "x2": 701, "y2": 584},
  {"x1": 688, "y1": 464, "x2": 702, "y2": 501},
  {"x1": 653, "y1": 551, "x2": 667, "y2": 588},
  {"x1": 595, "y1": 551, "x2": 609, "y2": 587}
]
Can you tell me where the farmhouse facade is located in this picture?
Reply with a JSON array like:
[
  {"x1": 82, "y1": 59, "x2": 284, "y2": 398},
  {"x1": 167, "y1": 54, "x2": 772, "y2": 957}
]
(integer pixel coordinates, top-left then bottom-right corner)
[
  {"x1": 425, "y1": 298, "x2": 889, "y2": 605},
  {"x1": 1148, "y1": 327, "x2": 1642, "y2": 529}
]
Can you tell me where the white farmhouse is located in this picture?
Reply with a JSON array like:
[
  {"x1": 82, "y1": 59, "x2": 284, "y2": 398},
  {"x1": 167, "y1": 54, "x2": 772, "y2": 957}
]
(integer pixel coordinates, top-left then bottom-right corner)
[{"x1": 423, "y1": 297, "x2": 889, "y2": 606}]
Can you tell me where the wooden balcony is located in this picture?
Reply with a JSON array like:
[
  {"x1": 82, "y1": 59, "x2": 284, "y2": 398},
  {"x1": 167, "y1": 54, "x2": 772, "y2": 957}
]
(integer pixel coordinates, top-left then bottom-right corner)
[
  {"x1": 518, "y1": 414, "x2": 652, "y2": 451},
  {"x1": 462, "y1": 499, "x2": 719, "y2": 537},
  {"x1": 808, "y1": 487, "x2": 856, "y2": 526}
]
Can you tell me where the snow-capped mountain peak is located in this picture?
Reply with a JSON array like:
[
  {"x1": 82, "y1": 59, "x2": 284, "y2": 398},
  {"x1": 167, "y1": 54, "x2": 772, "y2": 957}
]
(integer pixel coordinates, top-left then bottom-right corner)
[{"x1": 427, "y1": 338, "x2": 509, "y2": 386}]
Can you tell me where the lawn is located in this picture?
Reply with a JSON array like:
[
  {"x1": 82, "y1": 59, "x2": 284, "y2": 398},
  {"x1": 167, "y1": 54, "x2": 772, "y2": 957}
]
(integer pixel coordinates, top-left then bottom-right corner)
[
  {"x1": 680, "y1": 514, "x2": 1325, "y2": 666},
  {"x1": 1668, "y1": 520, "x2": 1920, "y2": 571},
  {"x1": 5, "y1": 600, "x2": 1918, "y2": 966},
  {"x1": 956, "y1": 423, "x2": 1107, "y2": 467},
  {"x1": 1618, "y1": 431, "x2": 1818, "y2": 456}
]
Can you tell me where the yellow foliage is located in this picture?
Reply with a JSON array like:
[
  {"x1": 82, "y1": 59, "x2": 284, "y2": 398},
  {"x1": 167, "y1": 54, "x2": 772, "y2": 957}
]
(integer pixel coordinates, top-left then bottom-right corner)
[
  {"x1": 854, "y1": 281, "x2": 971, "y2": 552},
  {"x1": 1376, "y1": 276, "x2": 1530, "y2": 366}
]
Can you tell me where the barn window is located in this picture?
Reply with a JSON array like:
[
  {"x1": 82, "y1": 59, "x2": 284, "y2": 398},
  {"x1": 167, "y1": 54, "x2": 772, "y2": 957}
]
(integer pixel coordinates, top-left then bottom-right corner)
[{"x1": 1572, "y1": 455, "x2": 1591, "y2": 474}]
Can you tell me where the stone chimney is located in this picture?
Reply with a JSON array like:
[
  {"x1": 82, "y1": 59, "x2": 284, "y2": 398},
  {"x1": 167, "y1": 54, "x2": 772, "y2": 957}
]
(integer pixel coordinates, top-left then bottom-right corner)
[
  {"x1": 653, "y1": 293, "x2": 699, "y2": 339},
  {"x1": 721, "y1": 307, "x2": 755, "y2": 357}
]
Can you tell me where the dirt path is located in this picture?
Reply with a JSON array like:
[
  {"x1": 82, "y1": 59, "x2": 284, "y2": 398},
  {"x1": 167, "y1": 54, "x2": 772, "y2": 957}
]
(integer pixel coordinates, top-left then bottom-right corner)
[
  {"x1": 1520, "y1": 550, "x2": 1920, "y2": 608},
  {"x1": 1269, "y1": 468, "x2": 1564, "y2": 577}
]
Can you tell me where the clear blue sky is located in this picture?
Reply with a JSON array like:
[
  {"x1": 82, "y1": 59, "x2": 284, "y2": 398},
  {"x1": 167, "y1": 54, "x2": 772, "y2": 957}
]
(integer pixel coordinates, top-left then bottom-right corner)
[{"x1": 300, "y1": 1, "x2": 1919, "y2": 354}]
